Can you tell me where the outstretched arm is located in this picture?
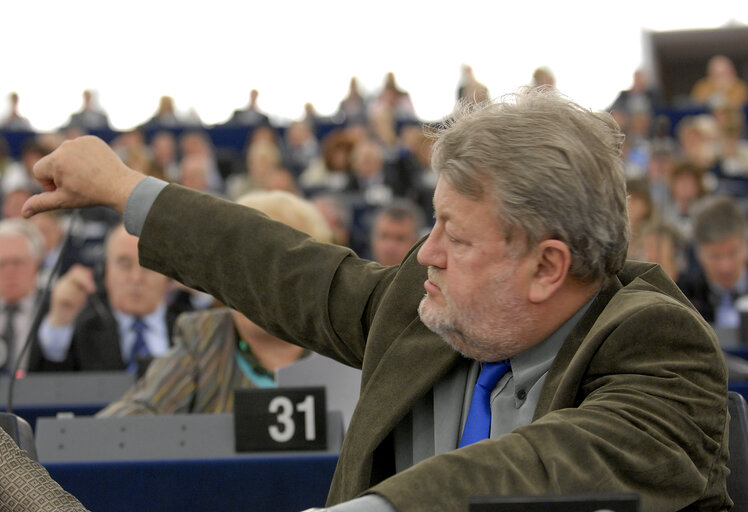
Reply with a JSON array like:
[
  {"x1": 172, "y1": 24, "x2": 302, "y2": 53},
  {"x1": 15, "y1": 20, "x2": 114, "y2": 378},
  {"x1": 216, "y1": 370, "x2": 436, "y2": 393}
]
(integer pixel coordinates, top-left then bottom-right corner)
[{"x1": 22, "y1": 136, "x2": 145, "y2": 218}]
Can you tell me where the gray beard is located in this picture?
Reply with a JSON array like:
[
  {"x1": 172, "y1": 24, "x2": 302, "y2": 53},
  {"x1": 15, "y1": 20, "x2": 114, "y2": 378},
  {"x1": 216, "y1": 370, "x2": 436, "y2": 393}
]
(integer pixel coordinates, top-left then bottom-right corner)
[{"x1": 417, "y1": 294, "x2": 529, "y2": 362}]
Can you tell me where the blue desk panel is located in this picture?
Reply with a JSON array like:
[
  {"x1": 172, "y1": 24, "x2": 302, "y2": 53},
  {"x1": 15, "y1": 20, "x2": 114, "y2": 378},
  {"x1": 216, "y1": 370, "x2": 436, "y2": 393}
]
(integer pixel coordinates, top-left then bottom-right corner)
[{"x1": 46, "y1": 454, "x2": 338, "y2": 512}]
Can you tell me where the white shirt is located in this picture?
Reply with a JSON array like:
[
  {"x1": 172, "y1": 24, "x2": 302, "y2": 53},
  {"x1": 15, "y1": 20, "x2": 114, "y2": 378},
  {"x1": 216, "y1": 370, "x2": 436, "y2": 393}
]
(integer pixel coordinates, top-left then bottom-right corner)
[{"x1": 38, "y1": 302, "x2": 170, "y2": 364}]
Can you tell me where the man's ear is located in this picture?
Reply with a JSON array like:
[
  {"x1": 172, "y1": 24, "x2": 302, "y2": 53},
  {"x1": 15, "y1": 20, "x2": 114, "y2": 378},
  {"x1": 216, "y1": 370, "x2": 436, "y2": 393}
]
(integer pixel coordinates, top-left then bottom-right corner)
[{"x1": 528, "y1": 239, "x2": 571, "y2": 304}]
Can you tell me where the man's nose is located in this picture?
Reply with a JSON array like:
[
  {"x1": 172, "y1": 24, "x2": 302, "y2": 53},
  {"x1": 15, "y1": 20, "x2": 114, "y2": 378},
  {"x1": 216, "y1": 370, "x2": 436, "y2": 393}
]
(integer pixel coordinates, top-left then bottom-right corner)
[{"x1": 417, "y1": 228, "x2": 444, "y2": 269}]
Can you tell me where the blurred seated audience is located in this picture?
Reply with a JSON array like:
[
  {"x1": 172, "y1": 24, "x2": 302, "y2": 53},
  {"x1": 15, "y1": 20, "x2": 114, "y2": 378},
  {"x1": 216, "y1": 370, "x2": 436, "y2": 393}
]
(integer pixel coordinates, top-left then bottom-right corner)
[
  {"x1": 140, "y1": 95, "x2": 201, "y2": 131},
  {"x1": 662, "y1": 160, "x2": 707, "y2": 245},
  {"x1": 2, "y1": 138, "x2": 48, "y2": 198},
  {"x1": 299, "y1": 128, "x2": 356, "y2": 194},
  {"x1": 625, "y1": 177, "x2": 657, "y2": 260},
  {"x1": 608, "y1": 68, "x2": 661, "y2": 130},
  {"x1": 28, "y1": 211, "x2": 68, "y2": 284},
  {"x1": 646, "y1": 138, "x2": 677, "y2": 207},
  {"x1": 336, "y1": 77, "x2": 368, "y2": 126},
  {"x1": 225, "y1": 135, "x2": 285, "y2": 200},
  {"x1": 0, "y1": 92, "x2": 32, "y2": 131},
  {"x1": 677, "y1": 195, "x2": 748, "y2": 329},
  {"x1": 369, "y1": 199, "x2": 425, "y2": 266},
  {"x1": 226, "y1": 89, "x2": 270, "y2": 127},
  {"x1": 369, "y1": 72, "x2": 416, "y2": 123},
  {"x1": 690, "y1": 54, "x2": 748, "y2": 109},
  {"x1": 311, "y1": 193, "x2": 352, "y2": 248},
  {"x1": 675, "y1": 114, "x2": 720, "y2": 181},
  {"x1": 393, "y1": 124, "x2": 436, "y2": 220},
  {"x1": 149, "y1": 130, "x2": 180, "y2": 182},
  {"x1": 64, "y1": 89, "x2": 110, "y2": 132},
  {"x1": 280, "y1": 120, "x2": 319, "y2": 179},
  {"x1": 178, "y1": 130, "x2": 224, "y2": 194},
  {"x1": 0, "y1": 218, "x2": 44, "y2": 374},
  {"x1": 621, "y1": 108, "x2": 654, "y2": 178},
  {"x1": 710, "y1": 104, "x2": 748, "y2": 195},
  {"x1": 635, "y1": 221, "x2": 686, "y2": 282},
  {"x1": 457, "y1": 64, "x2": 490, "y2": 104},
  {"x1": 178, "y1": 154, "x2": 217, "y2": 195},
  {"x1": 2, "y1": 184, "x2": 33, "y2": 220},
  {"x1": 28, "y1": 224, "x2": 191, "y2": 373},
  {"x1": 97, "y1": 190, "x2": 332, "y2": 416},
  {"x1": 530, "y1": 66, "x2": 556, "y2": 89}
]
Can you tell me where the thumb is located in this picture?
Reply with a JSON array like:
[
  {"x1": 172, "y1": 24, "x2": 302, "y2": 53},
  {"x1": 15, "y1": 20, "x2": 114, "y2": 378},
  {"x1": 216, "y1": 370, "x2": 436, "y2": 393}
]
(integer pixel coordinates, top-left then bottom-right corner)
[{"x1": 22, "y1": 189, "x2": 67, "y2": 218}]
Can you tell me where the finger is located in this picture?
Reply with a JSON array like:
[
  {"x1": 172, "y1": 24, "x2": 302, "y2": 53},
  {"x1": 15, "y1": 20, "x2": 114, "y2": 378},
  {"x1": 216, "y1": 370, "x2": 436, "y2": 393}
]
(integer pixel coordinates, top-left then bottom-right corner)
[
  {"x1": 29, "y1": 150, "x2": 56, "y2": 183},
  {"x1": 70, "y1": 266, "x2": 97, "y2": 294},
  {"x1": 22, "y1": 190, "x2": 66, "y2": 218}
]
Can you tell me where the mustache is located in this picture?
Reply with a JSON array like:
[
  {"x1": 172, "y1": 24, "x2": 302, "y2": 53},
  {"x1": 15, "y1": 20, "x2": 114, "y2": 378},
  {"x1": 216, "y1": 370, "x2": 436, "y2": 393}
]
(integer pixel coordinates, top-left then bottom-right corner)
[{"x1": 427, "y1": 267, "x2": 443, "y2": 287}]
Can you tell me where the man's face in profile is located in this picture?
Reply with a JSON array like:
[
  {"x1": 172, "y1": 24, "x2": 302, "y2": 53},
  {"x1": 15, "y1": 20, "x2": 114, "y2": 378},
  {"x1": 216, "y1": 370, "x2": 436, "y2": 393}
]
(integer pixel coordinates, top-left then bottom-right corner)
[{"x1": 416, "y1": 177, "x2": 539, "y2": 362}]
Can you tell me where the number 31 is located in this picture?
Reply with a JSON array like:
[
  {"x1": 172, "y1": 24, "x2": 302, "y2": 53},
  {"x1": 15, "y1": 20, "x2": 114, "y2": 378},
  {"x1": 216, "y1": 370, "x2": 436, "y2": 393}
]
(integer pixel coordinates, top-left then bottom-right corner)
[{"x1": 268, "y1": 395, "x2": 316, "y2": 442}]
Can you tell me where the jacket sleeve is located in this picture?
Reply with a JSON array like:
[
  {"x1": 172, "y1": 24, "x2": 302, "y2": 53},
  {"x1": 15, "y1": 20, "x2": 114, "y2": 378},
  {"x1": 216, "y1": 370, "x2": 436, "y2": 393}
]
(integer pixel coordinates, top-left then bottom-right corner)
[{"x1": 137, "y1": 184, "x2": 395, "y2": 369}]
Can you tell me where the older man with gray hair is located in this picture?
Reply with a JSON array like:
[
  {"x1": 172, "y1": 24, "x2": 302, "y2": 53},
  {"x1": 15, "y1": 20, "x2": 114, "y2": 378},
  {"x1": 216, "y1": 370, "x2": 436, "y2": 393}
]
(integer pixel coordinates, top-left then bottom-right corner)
[
  {"x1": 22, "y1": 88, "x2": 729, "y2": 511},
  {"x1": 0, "y1": 218, "x2": 44, "y2": 374}
]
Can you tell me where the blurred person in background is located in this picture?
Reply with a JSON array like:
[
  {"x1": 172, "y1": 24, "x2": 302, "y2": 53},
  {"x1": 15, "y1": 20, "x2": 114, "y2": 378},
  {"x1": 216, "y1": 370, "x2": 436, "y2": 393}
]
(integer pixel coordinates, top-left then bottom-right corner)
[
  {"x1": 299, "y1": 129, "x2": 355, "y2": 194},
  {"x1": 457, "y1": 64, "x2": 489, "y2": 104},
  {"x1": 530, "y1": 66, "x2": 556, "y2": 89},
  {"x1": 369, "y1": 72, "x2": 416, "y2": 123},
  {"x1": 178, "y1": 130, "x2": 224, "y2": 194},
  {"x1": 608, "y1": 68, "x2": 661, "y2": 132},
  {"x1": 369, "y1": 199, "x2": 424, "y2": 266},
  {"x1": 690, "y1": 54, "x2": 748, "y2": 109},
  {"x1": 626, "y1": 177, "x2": 657, "y2": 261},
  {"x1": 64, "y1": 89, "x2": 110, "y2": 132},
  {"x1": 336, "y1": 77, "x2": 368, "y2": 126},
  {"x1": 280, "y1": 120, "x2": 319, "y2": 179},
  {"x1": 0, "y1": 92, "x2": 32, "y2": 131},
  {"x1": 227, "y1": 89, "x2": 271, "y2": 127},
  {"x1": 97, "y1": 190, "x2": 332, "y2": 417},
  {"x1": 0, "y1": 218, "x2": 43, "y2": 374},
  {"x1": 29, "y1": 224, "x2": 189, "y2": 373},
  {"x1": 149, "y1": 130, "x2": 180, "y2": 182},
  {"x1": 710, "y1": 105, "x2": 748, "y2": 196},
  {"x1": 677, "y1": 195, "x2": 748, "y2": 329}
]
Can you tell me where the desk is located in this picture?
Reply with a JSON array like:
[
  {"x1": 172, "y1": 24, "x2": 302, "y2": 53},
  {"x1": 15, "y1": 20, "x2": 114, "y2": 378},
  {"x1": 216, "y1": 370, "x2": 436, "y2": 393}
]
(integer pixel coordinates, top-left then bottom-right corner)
[
  {"x1": 0, "y1": 372, "x2": 134, "y2": 429},
  {"x1": 37, "y1": 412, "x2": 344, "y2": 512},
  {"x1": 45, "y1": 454, "x2": 338, "y2": 512}
]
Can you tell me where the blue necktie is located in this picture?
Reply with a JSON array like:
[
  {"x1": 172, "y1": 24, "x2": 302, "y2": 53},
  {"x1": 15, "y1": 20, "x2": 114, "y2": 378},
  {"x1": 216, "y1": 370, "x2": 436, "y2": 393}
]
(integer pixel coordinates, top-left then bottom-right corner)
[
  {"x1": 459, "y1": 361, "x2": 511, "y2": 447},
  {"x1": 127, "y1": 318, "x2": 149, "y2": 373}
]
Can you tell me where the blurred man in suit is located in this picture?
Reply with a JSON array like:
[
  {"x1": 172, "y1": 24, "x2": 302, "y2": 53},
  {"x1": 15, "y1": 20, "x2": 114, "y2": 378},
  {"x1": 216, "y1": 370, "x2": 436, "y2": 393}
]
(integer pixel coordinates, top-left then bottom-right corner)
[
  {"x1": 678, "y1": 195, "x2": 748, "y2": 329},
  {"x1": 0, "y1": 218, "x2": 44, "y2": 374},
  {"x1": 29, "y1": 224, "x2": 187, "y2": 373}
]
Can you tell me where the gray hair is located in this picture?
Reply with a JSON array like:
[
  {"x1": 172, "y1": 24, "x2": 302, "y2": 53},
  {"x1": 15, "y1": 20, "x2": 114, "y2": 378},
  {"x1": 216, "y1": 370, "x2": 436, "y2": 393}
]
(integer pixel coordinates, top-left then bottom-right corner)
[
  {"x1": 375, "y1": 198, "x2": 426, "y2": 234},
  {"x1": 0, "y1": 217, "x2": 45, "y2": 262},
  {"x1": 692, "y1": 195, "x2": 746, "y2": 246},
  {"x1": 430, "y1": 87, "x2": 629, "y2": 282}
]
